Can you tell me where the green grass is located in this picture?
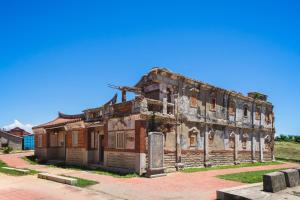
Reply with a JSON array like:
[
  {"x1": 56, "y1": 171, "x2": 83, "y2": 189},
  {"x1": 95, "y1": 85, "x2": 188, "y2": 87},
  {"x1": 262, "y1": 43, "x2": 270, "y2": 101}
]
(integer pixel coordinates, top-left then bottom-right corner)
[
  {"x1": 275, "y1": 141, "x2": 300, "y2": 163},
  {"x1": 217, "y1": 168, "x2": 287, "y2": 183},
  {"x1": 0, "y1": 160, "x2": 39, "y2": 176},
  {"x1": 182, "y1": 161, "x2": 282, "y2": 173},
  {"x1": 61, "y1": 175, "x2": 98, "y2": 188},
  {"x1": 21, "y1": 155, "x2": 39, "y2": 165},
  {"x1": 93, "y1": 170, "x2": 138, "y2": 178}
]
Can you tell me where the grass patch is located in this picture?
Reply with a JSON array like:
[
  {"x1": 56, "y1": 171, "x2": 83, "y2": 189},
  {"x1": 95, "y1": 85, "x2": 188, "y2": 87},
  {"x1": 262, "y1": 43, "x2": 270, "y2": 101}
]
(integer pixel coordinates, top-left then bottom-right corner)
[
  {"x1": 21, "y1": 155, "x2": 40, "y2": 165},
  {"x1": 275, "y1": 141, "x2": 300, "y2": 163},
  {"x1": 217, "y1": 168, "x2": 287, "y2": 183},
  {"x1": 0, "y1": 160, "x2": 39, "y2": 176},
  {"x1": 182, "y1": 161, "x2": 282, "y2": 173},
  {"x1": 93, "y1": 170, "x2": 138, "y2": 178},
  {"x1": 61, "y1": 175, "x2": 98, "y2": 188}
]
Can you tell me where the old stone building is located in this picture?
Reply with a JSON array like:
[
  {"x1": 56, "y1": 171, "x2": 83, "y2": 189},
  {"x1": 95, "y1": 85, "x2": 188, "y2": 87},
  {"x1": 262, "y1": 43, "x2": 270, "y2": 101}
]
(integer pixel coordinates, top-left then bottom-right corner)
[{"x1": 33, "y1": 68, "x2": 275, "y2": 175}]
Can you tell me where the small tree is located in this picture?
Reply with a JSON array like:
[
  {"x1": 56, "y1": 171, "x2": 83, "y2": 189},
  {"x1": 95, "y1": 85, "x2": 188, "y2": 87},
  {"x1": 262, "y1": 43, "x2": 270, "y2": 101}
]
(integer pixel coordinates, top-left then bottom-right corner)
[{"x1": 3, "y1": 147, "x2": 13, "y2": 154}]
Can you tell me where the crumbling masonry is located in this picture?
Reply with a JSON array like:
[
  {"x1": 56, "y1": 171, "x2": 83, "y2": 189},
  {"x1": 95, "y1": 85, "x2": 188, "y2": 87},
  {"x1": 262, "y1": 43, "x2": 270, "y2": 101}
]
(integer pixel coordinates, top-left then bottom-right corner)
[{"x1": 33, "y1": 68, "x2": 275, "y2": 174}]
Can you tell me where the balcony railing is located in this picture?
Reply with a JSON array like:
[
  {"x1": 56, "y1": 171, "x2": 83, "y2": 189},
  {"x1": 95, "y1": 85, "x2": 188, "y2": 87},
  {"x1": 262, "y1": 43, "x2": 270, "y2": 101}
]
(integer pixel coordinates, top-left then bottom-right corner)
[{"x1": 142, "y1": 98, "x2": 175, "y2": 116}]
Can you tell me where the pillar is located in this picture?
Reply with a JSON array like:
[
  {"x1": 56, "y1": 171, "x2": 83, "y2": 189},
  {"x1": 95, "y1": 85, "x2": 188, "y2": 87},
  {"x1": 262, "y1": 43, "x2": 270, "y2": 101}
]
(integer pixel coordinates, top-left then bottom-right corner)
[
  {"x1": 234, "y1": 129, "x2": 239, "y2": 164},
  {"x1": 122, "y1": 90, "x2": 126, "y2": 103},
  {"x1": 259, "y1": 131, "x2": 264, "y2": 162},
  {"x1": 251, "y1": 131, "x2": 256, "y2": 162},
  {"x1": 204, "y1": 125, "x2": 210, "y2": 167},
  {"x1": 163, "y1": 98, "x2": 168, "y2": 114}
]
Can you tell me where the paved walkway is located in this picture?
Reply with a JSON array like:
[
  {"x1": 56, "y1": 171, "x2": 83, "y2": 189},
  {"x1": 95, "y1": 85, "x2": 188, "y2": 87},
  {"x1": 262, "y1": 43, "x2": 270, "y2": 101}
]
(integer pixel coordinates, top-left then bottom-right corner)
[{"x1": 0, "y1": 152, "x2": 299, "y2": 200}]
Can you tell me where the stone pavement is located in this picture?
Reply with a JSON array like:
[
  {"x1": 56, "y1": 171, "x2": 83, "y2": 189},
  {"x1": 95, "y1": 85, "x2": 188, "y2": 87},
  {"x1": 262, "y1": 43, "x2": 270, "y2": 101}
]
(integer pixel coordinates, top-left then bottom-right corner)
[
  {"x1": 0, "y1": 152, "x2": 299, "y2": 200},
  {"x1": 0, "y1": 173, "x2": 120, "y2": 200}
]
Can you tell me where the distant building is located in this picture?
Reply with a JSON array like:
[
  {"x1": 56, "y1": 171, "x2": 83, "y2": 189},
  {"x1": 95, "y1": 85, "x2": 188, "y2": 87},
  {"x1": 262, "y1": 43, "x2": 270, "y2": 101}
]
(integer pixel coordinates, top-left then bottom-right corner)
[
  {"x1": 0, "y1": 127, "x2": 34, "y2": 150},
  {"x1": 33, "y1": 68, "x2": 275, "y2": 175},
  {"x1": 9, "y1": 127, "x2": 31, "y2": 137}
]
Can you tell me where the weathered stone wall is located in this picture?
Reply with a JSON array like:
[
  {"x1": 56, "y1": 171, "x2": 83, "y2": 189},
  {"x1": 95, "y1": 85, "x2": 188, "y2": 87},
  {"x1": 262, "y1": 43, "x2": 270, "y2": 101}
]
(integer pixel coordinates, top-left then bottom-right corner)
[
  {"x1": 264, "y1": 151, "x2": 273, "y2": 161},
  {"x1": 66, "y1": 148, "x2": 88, "y2": 165},
  {"x1": 238, "y1": 151, "x2": 253, "y2": 163},
  {"x1": 105, "y1": 151, "x2": 136, "y2": 170},
  {"x1": 0, "y1": 131, "x2": 23, "y2": 150},
  {"x1": 210, "y1": 150, "x2": 234, "y2": 165},
  {"x1": 47, "y1": 147, "x2": 65, "y2": 160},
  {"x1": 35, "y1": 148, "x2": 47, "y2": 160},
  {"x1": 181, "y1": 150, "x2": 204, "y2": 167},
  {"x1": 164, "y1": 151, "x2": 176, "y2": 172}
]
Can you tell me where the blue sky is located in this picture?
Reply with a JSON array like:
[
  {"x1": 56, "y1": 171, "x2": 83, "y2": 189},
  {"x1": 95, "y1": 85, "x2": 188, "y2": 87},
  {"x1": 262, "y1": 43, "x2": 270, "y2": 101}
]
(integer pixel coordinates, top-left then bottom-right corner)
[{"x1": 0, "y1": 0, "x2": 299, "y2": 135}]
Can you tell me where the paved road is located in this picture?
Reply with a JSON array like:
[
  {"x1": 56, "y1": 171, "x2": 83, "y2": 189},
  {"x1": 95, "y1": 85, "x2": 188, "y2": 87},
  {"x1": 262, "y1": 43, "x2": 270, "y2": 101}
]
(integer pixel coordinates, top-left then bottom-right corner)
[{"x1": 0, "y1": 152, "x2": 299, "y2": 200}]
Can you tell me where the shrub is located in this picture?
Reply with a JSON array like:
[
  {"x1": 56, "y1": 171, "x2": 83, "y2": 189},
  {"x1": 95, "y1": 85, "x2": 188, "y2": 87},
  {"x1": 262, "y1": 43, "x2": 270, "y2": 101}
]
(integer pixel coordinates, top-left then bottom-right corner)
[
  {"x1": 3, "y1": 147, "x2": 13, "y2": 154},
  {"x1": 295, "y1": 136, "x2": 300, "y2": 143},
  {"x1": 275, "y1": 134, "x2": 288, "y2": 141},
  {"x1": 276, "y1": 134, "x2": 300, "y2": 143}
]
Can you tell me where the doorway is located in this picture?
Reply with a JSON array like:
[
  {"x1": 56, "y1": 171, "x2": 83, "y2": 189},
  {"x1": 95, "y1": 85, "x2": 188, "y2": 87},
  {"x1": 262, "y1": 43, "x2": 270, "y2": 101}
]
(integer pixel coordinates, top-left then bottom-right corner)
[{"x1": 99, "y1": 135, "x2": 104, "y2": 163}]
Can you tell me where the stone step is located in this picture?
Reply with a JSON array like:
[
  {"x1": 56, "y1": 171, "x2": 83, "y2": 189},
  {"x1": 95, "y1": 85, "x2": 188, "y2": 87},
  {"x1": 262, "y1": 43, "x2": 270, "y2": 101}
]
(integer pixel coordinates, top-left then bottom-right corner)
[
  {"x1": 1, "y1": 167, "x2": 30, "y2": 174},
  {"x1": 38, "y1": 173, "x2": 77, "y2": 186}
]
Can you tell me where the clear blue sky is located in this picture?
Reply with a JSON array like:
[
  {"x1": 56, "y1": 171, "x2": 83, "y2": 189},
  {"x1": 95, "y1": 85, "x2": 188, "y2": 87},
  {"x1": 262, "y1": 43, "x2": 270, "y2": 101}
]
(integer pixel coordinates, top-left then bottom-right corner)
[{"x1": 0, "y1": 0, "x2": 299, "y2": 135}]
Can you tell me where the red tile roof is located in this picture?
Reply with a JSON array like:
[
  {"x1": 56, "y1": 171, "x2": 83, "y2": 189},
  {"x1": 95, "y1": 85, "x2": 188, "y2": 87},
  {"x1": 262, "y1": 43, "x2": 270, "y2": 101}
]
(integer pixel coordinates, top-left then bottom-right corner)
[{"x1": 33, "y1": 112, "x2": 84, "y2": 129}]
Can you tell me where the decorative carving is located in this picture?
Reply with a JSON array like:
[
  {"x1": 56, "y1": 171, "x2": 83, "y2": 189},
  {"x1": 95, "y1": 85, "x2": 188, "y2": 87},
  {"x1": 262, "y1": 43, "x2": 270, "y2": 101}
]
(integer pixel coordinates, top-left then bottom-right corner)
[
  {"x1": 242, "y1": 132, "x2": 249, "y2": 149},
  {"x1": 265, "y1": 135, "x2": 271, "y2": 150},
  {"x1": 229, "y1": 131, "x2": 235, "y2": 149},
  {"x1": 208, "y1": 130, "x2": 215, "y2": 145}
]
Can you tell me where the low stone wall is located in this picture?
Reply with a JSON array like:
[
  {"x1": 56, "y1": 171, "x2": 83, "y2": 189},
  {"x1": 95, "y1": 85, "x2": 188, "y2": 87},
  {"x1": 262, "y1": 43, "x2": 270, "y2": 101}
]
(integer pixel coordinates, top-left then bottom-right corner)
[
  {"x1": 181, "y1": 150, "x2": 204, "y2": 167},
  {"x1": 66, "y1": 148, "x2": 88, "y2": 165},
  {"x1": 264, "y1": 151, "x2": 273, "y2": 161},
  {"x1": 210, "y1": 150, "x2": 234, "y2": 165},
  {"x1": 105, "y1": 151, "x2": 136, "y2": 170},
  {"x1": 238, "y1": 151, "x2": 252, "y2": 163},
  {"x1": 164, "y1": 151, "x2": 176, "y2": 172},
  {"x1": 255, "y1": 151, "x2": 260, "y2": 161},
  {"x1": 35, "y1": 148, "x2": 47, "y2": 160}
]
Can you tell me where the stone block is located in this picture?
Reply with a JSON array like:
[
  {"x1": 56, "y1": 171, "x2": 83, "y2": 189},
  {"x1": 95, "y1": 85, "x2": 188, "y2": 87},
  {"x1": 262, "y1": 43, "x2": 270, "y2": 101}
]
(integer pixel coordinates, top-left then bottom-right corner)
[
  {"x1": 263, "y1": 172, "x2": 286, "y2": 193},
  {"x1": 280, "y1": 169, "x2": 299, "y2": 187},
  {"x1": 295, "y1": 168, "x2": 300, "y2": 181},
  {"x1": 38, "y1": 173, "x2": 77, "y2": 185},
  {"x1": 1, "y1": 167, "x2": 30, "y2": 174}
]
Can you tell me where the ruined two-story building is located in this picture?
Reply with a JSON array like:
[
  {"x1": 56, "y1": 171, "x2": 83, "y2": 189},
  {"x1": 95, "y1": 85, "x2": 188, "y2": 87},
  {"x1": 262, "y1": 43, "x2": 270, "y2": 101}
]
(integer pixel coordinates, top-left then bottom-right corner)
[{"x1": 32, "y1": 68, "x2": 275, "y2": 175}]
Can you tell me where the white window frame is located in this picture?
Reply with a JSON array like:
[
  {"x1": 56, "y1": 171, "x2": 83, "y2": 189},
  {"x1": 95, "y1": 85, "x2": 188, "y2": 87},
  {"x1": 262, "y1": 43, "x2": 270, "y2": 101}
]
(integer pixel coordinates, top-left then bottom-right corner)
[
  {"x1": 50, "y1": 133, "x2": 58, "y2": 147},
  {"x1": 116, "y1": 131, "x2": 125, "y2": 149},
  {"x1": 72, "y1": 131, "x2": 78, "y2": 147},
  {"x1": 90, "y1": 131, "x2": 95, "y2": 149}
]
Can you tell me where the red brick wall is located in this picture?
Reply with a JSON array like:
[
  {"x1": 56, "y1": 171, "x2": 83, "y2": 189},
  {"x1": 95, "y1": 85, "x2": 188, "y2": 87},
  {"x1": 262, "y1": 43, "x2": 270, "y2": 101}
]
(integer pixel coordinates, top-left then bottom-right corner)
[
  {"x1": 135, "y1": 120, "x2": 146, "y2": 153},
  {"x1": 66, "y1": 129, "x2": 87, "y2": 148},
  {"x1": 34, "y1": 134, "x2": 47, "y2": 148}
]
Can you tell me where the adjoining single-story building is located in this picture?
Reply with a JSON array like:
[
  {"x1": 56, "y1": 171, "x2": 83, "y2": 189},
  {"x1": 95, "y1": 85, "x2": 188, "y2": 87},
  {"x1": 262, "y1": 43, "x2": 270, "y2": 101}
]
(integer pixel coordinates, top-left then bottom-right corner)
[
  {"x1": 33, "y1": 68, "x2": 275, "y2": 175},
  {"x1": 0, "y1": 127, "x2": 34, "y2": 150}
]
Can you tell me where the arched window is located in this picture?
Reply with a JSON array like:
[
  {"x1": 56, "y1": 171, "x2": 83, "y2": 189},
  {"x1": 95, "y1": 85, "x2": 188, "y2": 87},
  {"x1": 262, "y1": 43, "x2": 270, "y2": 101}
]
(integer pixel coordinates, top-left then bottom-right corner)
[
  {"x1": 167, "y1": 88, "x2": 172, "y2": 103},
  {"x1": 228, "y1": 100, "x2": 236, "y2": 116},
  {"x1": 255, "y1": 106, "x2": 261, "y2": 120},
  {"x1": 243, "y1": 105, "x2": 248, "y2": 118},
  {"x1": 265, "y1": 110, "x2": 273, "y2": 124},
  {"x1": 210, "y1": 97, "x2": 216, "y2": 111}
]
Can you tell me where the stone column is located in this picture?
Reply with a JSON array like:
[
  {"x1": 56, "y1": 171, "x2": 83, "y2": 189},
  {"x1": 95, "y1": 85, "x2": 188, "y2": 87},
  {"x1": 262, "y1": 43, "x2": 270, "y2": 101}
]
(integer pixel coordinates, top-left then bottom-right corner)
[
  {"x1": 135, "y1": 120, "x2": 147, "y2": 175},
  {"x1": 259, "y1": 131, "x2": 264, "y2": 162},
  {"x1": 234, "y1": 130, "x2": 239, "y2": 164},
  {"x1": 251, "y1": 131, "x2": 256, "y2": 163},
  {"x1": 174, "y1": 95, "x2": 183, "y2": 170},
  {"x1": 163, "y1": 98, "x2": 168, "y2": 114},
  {"x1": 204, "y1": 125, "x2": 210, "y2": 167}
]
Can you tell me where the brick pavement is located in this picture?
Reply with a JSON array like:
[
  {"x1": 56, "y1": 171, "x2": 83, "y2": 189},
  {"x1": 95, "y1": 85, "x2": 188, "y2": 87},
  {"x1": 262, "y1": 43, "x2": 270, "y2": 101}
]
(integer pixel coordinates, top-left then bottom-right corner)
[{"x1": 0, "y1": 152, "x2": 299, "y2": 200}]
